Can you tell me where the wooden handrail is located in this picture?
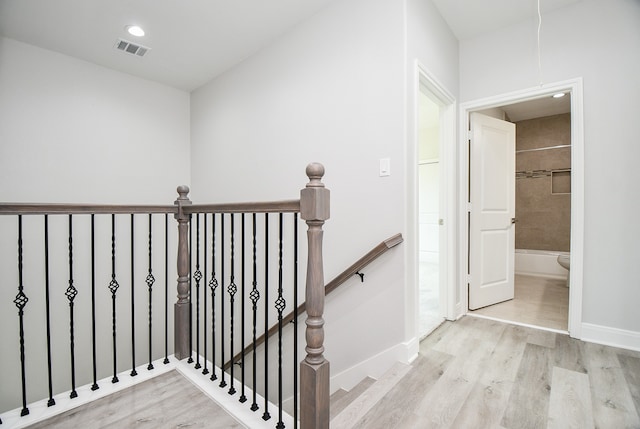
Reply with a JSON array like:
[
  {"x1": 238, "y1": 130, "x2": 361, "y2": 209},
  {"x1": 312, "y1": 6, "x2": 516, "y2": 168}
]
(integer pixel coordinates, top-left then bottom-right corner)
[
  {"x1": 184, "y1": 199, "x2": 300, "y2": 214},
  {"x1": 0, "y1": 203, "x2": 177, "y2": 215},
  {"x1": 223, "y1": 232, "x2": 403, "y2": 371}
]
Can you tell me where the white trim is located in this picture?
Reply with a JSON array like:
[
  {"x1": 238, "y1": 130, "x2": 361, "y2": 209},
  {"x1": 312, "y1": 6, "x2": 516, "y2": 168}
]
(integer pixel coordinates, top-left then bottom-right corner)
[
  {"x1": 330, "y1": 339, "x2": 417, "y2": 394},
  {"x1": 1, "y1": 356, "x2": 288, "y2": 429},
  {"x1": 459, "y1": 78, "x2": 585, "y2": 338},
  {"x1": 581, "y1": 323, "x2": 640, "y2": 352},
  {"x1": 413, "y1": 61, "x2": 457, "y2": 333}
]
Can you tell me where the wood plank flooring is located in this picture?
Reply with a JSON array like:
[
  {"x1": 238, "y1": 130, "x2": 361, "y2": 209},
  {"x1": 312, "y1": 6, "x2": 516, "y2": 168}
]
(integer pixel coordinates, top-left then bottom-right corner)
[
  {"x1": 470, "y1": 275, "x2": 569, "y2": 331},
  {"x1": 25, "y1": 370, "x2": 245, "y2": 429},
  {"x1": 348, "y1": 316, "x2": 640, "y2": 429}
]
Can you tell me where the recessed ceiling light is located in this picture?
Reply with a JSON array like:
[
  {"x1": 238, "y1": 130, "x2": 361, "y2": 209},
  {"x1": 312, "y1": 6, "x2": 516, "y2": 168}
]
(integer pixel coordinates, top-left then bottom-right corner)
[
  {"x1": 552, "y1": 92, "x2": 565, "y2": 98},
  {"x1": 126, "y1": 25, "x2": 145, "y2": 37}
]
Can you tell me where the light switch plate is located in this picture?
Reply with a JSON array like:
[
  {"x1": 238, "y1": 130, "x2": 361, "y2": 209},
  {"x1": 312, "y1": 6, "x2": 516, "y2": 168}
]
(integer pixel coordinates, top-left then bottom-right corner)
[{"x1": 379, "y1": 158, "x2": 391, "y2": 177}]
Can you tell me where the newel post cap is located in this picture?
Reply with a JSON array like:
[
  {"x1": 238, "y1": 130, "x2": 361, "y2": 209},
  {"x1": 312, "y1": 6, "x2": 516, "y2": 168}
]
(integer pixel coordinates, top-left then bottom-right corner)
[{"x1": 301, "y1": 163, "x2": 330, "y2": 221}]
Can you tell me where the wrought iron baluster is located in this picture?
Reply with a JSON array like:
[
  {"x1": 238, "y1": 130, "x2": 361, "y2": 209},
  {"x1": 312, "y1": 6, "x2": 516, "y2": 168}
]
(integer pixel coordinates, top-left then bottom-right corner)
[
  {"x1": 146, "y1": 214, "x2": 155, "y2": 371},
  {"x1": 164, "y1": 213, "x2": 170, "y2": 365},
  {"x1": 239, "y1": 213, "x2": 247, "y2": 403},
  {"x1": 220, "y1": 214, "x2": 226, "y2": 388},
  {"x1": 293, "y1": 213, "x2": 299, "y2": 429},
  {"x1": 14, "y1": 215, "x2": 29, "y2": 416},
  {"x1": 90, "y1": 214, "x2": 99, "y2": 391},
  {"x1": 188, "y1": 214, "x2": 193, "y2": 364},
  {"x1": 66, "y1": 215, "x2": 79, "y2": 398},
  {"x1": 109, "y1": 214, "x2": 120, "y2": 383},
  {"x1": 44, "y1": 215, "x2": 57, "y2": 405},
  {"x1": 194, "y1": 213, "x2": 202, "y2": 370},
  {"x1": 130, "y1": 214, "x2": 137, "y2": 377},
  {"x1": 263, "y1": 212, "x2": 271, "y2": 421},
  {"x1": 209, "y1": 213, "x2": 218, "y2": 381},
  {"x1": 250, "y1": 213, "x2": 260, "y2": 412},
  {"x1": 203, "y1": 214, "x2": 209, "y2": 375},
  {"x1": 228, "y1": 213, "x2": 237, "y2": 395},
  {"x1": 275, "y1": 213, "x2": 286, "y2": 429}
]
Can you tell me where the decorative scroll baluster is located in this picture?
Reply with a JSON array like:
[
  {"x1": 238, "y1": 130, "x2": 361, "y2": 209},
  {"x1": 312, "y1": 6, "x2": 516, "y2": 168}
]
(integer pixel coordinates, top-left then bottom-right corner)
[
  {"x1": 44, "y1": 215, "x2": 57, "y2": 405},
  {"x1": 164, "y1": 213, "x2": 170, "y2": 365},
  {"x1": 174, "y1": 186, "x2": 191, "y2": 360},
  {"x1": 262, "y1": 213, "x2": 271, "y2": 422},
  {"x1": 300, "y1": 163, "x2": 330, "y2": 429},
  {"x1": 66, "y1": 215, "x2": 79, "y2": 398},
  {"x1": 146, "y1": 214, "x2": 155, "y2": 371},
  {"x1": 14, "y1": 215, "x2": 29, "y2": 417},
  {"x1": 228, "y1": 213, "x2": 237, "y2": 395},
  {"x1": 203, "y1": 214, "x2": 209, "y2": 375},
  {"x1": 194, "y1": 213, "x2": 202, "y2": 370},
  {"x1": 250, "y1": 213, "x2": 260, "y2": 412},
  {"x1": 209, "y1": 213, "x2": 218, "y2": 381},
  {"x1": 239, "y1": 213, "x2": 247, "y2": 403},
  {"x1": 130, "y1": 214, "x2": 137, "y2": 377},
  {"x1": 219, "y1": 214, "x2": 226, "y2": 388},
  {"x1": 293, "y1": 212, "x2": 299, "y2": 429},
  {"x1": 109, "y1": 214, "x2": 120, "y2": 383},
  {"x1": 275, "y1": 213, "x2": 287, "y2": 429},
  {"x1": 90, "y1": 214, "x2": 99, "y2": 391}
]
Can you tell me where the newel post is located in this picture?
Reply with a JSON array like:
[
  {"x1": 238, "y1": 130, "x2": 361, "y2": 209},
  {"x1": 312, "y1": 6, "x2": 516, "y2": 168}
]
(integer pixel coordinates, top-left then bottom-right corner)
[
  {"x1": 174, "y1": 185, "x2": 192, "y2": 360},
  {"x1": 300, "y1": 163, "x2": 330, "y2": 429}
]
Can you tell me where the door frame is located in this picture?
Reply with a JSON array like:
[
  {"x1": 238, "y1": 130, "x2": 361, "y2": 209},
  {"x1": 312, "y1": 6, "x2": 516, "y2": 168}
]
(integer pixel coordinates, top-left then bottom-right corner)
[
  {"x1": 458, "y1": 78, "x2": 584, "y2": 338},
  {"x1": 410, "y1": 61, "x2": 457, "y2": 341}
]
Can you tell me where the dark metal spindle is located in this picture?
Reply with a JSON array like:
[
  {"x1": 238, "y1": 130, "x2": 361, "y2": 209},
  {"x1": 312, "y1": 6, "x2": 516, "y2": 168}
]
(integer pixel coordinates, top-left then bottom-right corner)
[
  {"x1": 66, "y1": 215, "x2": 78, "y2": 398},
  {"x1": 90, "y1": 215, "x2": 99, "y2": 391},
  {"x1": 188, "y1": 215, "x2": 194, "y2": 364},
  {"x1": 250, "y1": 213, "x2": 260, "y2": 412},
  {"x1": 194, "y1": 213, "x2": 202, "y2": 369},
  {"x1": 209, "y1": 213, "x2": 218, "y2": 381},
  {"x1": 228, "y1": 214, "x2": 237, "y2": 395},
  {"x1": 293, "y1": 213, "x2": 299, "y2": 429},
  {"x1": 109, "y1": 214, "x2": 120, "y2": 383},
  {"x1": 263, "y1": 213, "x2": 271, "y2": 421},
  {"x1": 44, "y1": 215, "x2": 57, "y2": 404},
  {"x1": 130, "y1": 214, "x2": 137, "y2": 377},
  {"x1": 239, "y1": 213, "x2": 247, "y2": 403},
  {"x1": 276, "y1": 213, "x2": 286, "y2": 429},
  {"x1": 203, "y1": 214, "x2": 209, "y2": 375},
  {"x1": 146, "y1": 214, "x2": 155, "y2": 371},
  {"x1": 14, "y1": 215, "x2": 29, "y2": 416},
  {"x1": 220, "y1": 214, "x2": 226, "y2": 388},
  {"x1": 164, "y1": 213, "x2": 170, "y2": 365}
]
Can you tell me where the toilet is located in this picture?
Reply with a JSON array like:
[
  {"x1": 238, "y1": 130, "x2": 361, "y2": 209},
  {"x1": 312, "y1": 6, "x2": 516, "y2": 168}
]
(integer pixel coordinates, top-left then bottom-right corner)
[{"x1": 557, "y1": 254, "x2": 570, "y2": 287}]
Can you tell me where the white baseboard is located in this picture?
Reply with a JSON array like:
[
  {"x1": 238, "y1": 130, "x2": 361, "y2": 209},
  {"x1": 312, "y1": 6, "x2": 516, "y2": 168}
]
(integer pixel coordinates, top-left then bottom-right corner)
[
  {"x1": 330, "y1": 339, "x2": 417, "y2": 394},
  {"x1": 581, "y1": 323, "x2": 640, "y2": 352}
]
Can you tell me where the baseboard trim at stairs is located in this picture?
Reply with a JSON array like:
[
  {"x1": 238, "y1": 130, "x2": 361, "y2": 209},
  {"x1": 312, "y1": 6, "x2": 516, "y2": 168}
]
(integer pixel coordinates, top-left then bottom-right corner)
[
  {"x1": 330, "y1": 362, "x2": 411, "y2": 429},
  {"x1": 330, "y1": 339, "x2": 418, "y2": 394}
]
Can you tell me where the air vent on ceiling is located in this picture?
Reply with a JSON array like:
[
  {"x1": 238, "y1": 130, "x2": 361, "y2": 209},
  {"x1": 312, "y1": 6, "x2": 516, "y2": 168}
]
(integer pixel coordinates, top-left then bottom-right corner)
[{"x1": 114, "y1": 38, "x2": 150, "y2": 57}]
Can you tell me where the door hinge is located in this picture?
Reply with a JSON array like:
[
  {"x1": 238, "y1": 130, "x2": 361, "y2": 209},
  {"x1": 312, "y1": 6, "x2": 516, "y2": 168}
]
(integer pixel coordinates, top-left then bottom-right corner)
[
  {"x1": 468, "y1": 130, "x2": 473, "y2": 140},
  {"x1": 467, "y1": 202, "x2": 472, "y2": 212},
  {"x1": 439, "y1": 218, "x2": 444, "y2": 226}
]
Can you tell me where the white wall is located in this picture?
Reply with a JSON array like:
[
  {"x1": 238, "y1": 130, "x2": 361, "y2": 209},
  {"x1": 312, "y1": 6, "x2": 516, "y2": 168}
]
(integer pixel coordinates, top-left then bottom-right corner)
[
  {"x1": 0, "y1": 37, "x2": 191, "y2": 204},
  {"x1": 0, "y1": 37, "x2": 190, "y2": 411},
  {"x1": 191, "y1": 0, "x2": 459, "y2": 387},
  {"x1": 460, "y1": 0, "x2": 640, "y2": 334}
]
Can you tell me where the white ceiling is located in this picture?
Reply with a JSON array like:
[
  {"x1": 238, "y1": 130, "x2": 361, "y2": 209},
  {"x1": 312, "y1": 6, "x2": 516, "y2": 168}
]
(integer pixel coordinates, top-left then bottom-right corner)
[
  {"x1": 0, "y1": 0, "x2": 338, "y2": 91},
  {"x1": 431, "y1": 0, "x2": 582, "y2": 41},
  {"x1": 0, "y1": 0, "x2": 581, "y2": 121}
]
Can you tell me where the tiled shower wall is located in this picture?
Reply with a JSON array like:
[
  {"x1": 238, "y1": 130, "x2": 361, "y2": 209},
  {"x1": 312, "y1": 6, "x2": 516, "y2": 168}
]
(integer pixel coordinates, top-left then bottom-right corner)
[{"x1": 515, "y1": 113, "x2": 571, "y2": 251}]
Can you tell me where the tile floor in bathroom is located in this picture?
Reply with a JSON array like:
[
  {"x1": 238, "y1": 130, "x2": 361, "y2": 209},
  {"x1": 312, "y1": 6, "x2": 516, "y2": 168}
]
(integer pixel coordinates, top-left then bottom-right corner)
[{"x1": 470, "y1": 274, "x2": 569, "y2": 331}]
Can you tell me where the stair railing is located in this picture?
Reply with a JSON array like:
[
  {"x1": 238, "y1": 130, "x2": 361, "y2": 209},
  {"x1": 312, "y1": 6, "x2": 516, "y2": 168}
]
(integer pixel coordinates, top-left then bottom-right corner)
[{"x1": 0, "y1": 162, "x2": 330, "y2": 429}]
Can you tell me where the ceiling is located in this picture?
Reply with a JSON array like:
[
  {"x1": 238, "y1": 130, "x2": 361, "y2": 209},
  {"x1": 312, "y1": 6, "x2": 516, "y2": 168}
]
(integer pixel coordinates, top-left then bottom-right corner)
[{"x1": 0, "y1": 0, "x2": 580, "y2": 118}]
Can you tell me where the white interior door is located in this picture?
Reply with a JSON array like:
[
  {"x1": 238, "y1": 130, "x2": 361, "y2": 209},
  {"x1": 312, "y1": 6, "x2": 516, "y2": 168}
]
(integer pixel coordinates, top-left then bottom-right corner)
[{"x1": 469, "y1": 112, "x2": 515, "y2": 310}]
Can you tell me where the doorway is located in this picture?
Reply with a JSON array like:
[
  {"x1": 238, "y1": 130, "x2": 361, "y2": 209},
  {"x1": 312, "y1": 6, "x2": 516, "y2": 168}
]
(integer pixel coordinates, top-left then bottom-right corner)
[
  {"x1": 414, "y1": 64, "x2": 457, "y2": 339},
  {"x1": 459, "y1": 79, "x2": 584, "y2": 338}
]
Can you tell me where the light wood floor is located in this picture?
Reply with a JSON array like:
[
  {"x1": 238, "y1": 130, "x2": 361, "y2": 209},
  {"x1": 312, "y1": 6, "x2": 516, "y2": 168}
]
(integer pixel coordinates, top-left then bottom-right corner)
[
  {"x1": 470, "y1": 274, "x2": 569, "y2": 331},
  {"x1": 25, "y1": 370, "x2": 245, "y2": 429},
  {"x1": 349, "y1": 316, "x2": 640, "y2": 429}
]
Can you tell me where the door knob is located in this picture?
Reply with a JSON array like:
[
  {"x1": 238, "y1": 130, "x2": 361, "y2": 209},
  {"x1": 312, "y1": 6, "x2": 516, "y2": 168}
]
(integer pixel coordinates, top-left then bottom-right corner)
[{"x1": 511, "y1": 218, "x2": 518, "y2": 224}]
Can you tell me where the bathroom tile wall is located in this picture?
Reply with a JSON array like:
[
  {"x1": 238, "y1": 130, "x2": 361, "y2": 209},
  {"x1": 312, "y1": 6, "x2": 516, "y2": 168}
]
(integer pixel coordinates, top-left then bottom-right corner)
[{"x1": 515, "y1": 113, "x2": 571, "y2": 251}]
